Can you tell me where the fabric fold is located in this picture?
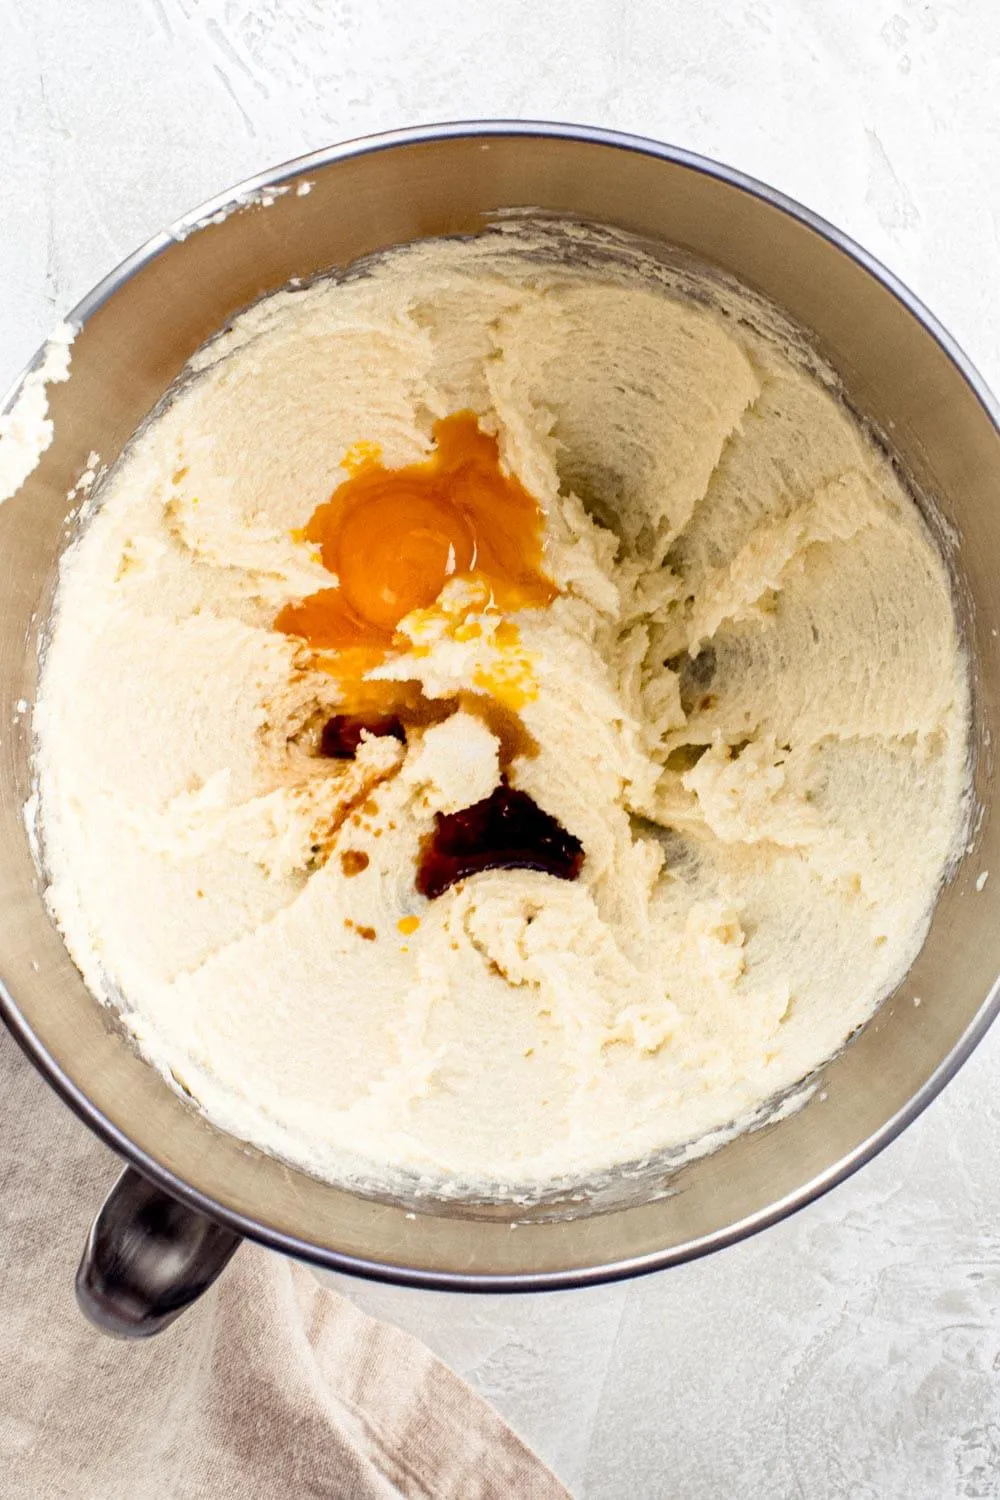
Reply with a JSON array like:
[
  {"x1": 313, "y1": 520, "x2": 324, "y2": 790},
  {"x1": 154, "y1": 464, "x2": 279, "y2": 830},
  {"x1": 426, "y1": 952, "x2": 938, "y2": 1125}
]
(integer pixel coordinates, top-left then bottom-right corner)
[{"x1": 0, "y1": 1031, "x2": 570, "y2": 1499}]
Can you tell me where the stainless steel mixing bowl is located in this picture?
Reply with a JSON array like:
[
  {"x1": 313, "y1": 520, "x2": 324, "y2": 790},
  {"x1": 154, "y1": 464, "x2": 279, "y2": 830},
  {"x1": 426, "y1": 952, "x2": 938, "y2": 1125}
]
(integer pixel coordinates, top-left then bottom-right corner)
[{"x1": 2, "y1": 123, "x2": 998, "y2": 1337}]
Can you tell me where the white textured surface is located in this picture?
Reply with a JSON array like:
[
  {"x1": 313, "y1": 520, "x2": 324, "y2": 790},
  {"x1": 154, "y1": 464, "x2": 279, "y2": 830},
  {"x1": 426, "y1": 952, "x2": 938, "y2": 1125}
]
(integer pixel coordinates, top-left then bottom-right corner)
[{"x1": 3, "y1": 3, "x2": 1000, "y2": 1495}]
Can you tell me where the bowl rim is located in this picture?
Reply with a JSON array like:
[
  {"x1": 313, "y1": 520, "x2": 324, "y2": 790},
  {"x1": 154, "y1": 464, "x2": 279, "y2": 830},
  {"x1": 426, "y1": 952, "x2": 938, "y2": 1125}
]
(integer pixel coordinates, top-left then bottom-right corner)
[{"x1": 4, "y1": 118, "x2": 1000, "y2": 1293}]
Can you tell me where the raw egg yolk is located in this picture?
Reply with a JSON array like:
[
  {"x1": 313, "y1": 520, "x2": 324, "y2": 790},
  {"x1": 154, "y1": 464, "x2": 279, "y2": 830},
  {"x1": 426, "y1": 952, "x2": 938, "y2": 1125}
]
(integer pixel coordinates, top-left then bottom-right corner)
[
  {"x1": 275, "y1": 411, "x2": 556, "y2": 654},
  {"x1": 336, "y1": 488, "x2": 476, "y2": 632}
]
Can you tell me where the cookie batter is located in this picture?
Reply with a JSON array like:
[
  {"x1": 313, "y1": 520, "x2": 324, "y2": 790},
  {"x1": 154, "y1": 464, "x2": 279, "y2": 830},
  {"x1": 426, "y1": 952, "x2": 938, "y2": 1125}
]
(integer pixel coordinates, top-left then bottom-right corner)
[{"x1": 33, "y1": 226, "x2": 970, "y2": 1191}]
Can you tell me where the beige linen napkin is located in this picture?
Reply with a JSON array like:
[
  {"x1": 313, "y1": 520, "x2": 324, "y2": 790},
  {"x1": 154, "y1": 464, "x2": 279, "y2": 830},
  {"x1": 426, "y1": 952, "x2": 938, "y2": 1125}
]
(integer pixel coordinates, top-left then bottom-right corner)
[{"x1": 0, "y1": 1029, "x2": 570, "y2": 1499}]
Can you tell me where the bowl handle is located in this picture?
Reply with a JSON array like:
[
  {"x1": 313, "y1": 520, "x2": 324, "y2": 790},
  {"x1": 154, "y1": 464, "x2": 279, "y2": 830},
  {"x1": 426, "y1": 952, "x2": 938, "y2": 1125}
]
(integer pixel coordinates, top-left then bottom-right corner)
[{"x1": 76, "y1": 1166, "x2": 243, "y2": 1337}]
